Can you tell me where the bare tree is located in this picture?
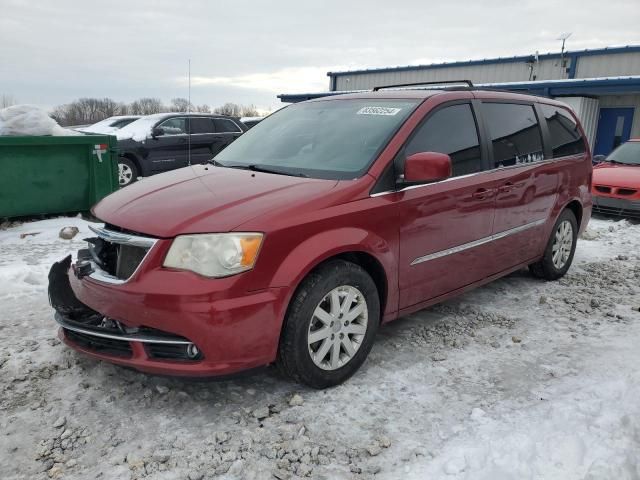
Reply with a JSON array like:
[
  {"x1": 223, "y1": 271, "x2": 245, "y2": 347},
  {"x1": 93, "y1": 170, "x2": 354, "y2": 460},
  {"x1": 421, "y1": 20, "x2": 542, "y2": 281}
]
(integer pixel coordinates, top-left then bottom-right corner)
[
  {"x1": 213, "y1": 102, "x2": 242, "y2": 117},
  {"x1": 240, "y1": 104, "x2": 259, "y2": 117},
  {"x1": 129, "y1": 97, "x2": 165, "y2": 115},
  {"x1": 97, "y1": 98, "x2": 127, "y2": 118},
  {"x1": 169, "y1": 97, "x2": 194, "y2": 112},
  {"x1": 1, "y1": 94, "x2": 16, "y2": 108},
  {"x1": 196, "y1": 104, "x2": 210, "y2": 113},
  {"x1": 48, "y1": 97, "x2": 130, "y2": 126}
]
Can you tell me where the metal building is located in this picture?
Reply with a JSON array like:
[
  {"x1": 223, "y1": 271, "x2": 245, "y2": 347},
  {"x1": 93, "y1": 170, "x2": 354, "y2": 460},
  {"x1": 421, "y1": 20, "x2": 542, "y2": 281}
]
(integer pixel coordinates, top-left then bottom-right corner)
[{"x1": 278, "y1": 45, "x2": 640, "y2": 155}]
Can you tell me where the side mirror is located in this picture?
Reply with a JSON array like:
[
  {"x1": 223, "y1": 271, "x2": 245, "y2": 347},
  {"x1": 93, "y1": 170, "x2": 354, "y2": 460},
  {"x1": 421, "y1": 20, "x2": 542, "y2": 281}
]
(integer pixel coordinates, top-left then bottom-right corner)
[
  {"x1": 403, "y1": 152, "x2": 452, "y2": 183},
  {"x1": 593, "y1": 154, "x2": 606, "y2": 164},
  {"x1": 151, "y1": 127, "x2": 165, "y2": 138}
]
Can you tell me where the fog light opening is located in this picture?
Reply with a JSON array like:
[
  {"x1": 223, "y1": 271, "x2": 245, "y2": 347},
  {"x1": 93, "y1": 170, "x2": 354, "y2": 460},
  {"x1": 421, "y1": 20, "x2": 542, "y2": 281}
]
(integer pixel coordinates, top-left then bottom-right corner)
[{"x1": 186, "y1": 343, "x2": 200, "y2": 359}]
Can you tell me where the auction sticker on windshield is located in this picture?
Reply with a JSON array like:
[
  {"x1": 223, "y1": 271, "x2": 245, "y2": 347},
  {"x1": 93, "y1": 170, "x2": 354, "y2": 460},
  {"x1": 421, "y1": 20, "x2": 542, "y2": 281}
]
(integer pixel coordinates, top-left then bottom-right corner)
[{"x1": 357, "y1": 106, "x2": 402, "y2": 116}]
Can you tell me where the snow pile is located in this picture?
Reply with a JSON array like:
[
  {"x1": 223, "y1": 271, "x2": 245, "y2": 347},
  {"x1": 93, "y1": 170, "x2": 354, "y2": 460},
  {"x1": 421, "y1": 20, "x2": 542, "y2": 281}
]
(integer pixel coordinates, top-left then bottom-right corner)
[
  {"x1": 0, "y1": 217, "x2": 91, "y2": 296},
  {"x1": 115, "y1": 114, "x2": 169, "y2": 141},
  {"x1": 0, "y1": 105, "x2": 77, "y2": 136},
  {"x1": 240, "y1": 116, "x2": 264, "y2": 123}
]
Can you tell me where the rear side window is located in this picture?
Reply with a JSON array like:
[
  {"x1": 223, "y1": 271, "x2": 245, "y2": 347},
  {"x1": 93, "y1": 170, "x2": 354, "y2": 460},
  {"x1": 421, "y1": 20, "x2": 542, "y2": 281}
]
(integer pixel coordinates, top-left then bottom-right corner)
[
  {"x1": 214, "y1": 118, "x2": 242, "y2": 133},
  {"x1": 404, "y1": 103, "x2": 482, "y2": 177},
  {"x1": 189, "y1": 118, "x2": 215, "y2": 134},
  {"x1": 483, "y1": 103, "x2": 544, "y2": 168},
  {"x1": 540, "y1": 105, "x2": 586, "y2": 157}
]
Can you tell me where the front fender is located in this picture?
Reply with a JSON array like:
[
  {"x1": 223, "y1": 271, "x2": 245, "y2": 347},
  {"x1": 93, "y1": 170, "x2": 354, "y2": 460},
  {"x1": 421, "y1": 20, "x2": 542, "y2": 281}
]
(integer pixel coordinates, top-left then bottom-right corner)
[{"x1": 269, "y1": 227, "x2": 398, "y2": 320}]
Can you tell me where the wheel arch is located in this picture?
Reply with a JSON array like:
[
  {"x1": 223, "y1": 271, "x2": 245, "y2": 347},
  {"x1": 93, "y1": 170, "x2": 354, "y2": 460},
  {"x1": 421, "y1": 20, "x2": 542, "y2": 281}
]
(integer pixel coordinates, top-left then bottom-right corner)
[
  {"x1": 119, "y1": 152, "x2": 143, "y2": 176},
  {"x1": 311, "y1": 251, "x2": 388, "y2": 318},
  {"x1": 565, "y1": 199, "x2": 584, "y2": 230},
  {"x1": 270, "y1": 227, "x2": 397, "y2": 325}
]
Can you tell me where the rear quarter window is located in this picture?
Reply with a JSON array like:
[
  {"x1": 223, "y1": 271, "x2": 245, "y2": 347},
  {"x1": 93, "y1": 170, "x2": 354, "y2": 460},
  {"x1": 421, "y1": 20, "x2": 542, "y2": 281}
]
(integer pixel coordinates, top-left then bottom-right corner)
[
  {"x1": 214, "y1": 118, "x2": 242, "y2": 133},
  {"x1": 482, "y1": 103, "x2": 544, "y2": 168},
  {"x1": 540, "y1": 104, "x2": 586, "y2": 157}
]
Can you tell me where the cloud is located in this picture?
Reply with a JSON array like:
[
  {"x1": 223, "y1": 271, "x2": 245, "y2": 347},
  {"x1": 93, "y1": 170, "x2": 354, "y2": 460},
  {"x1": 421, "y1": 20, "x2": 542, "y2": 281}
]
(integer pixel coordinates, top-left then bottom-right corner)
[
  {"x1": 188, "y1": 66, "x2": 343, "y2": 94},
  {"x1": 1, "y1": 0, "x2": 638, "y2": 109}
]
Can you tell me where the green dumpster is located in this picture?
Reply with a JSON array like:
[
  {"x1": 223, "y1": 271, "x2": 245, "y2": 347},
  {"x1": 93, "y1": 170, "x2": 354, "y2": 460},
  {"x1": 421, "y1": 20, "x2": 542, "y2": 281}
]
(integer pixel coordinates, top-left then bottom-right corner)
[{"x1": 0, "y1": 135, "x2": 119, "y2": 218}]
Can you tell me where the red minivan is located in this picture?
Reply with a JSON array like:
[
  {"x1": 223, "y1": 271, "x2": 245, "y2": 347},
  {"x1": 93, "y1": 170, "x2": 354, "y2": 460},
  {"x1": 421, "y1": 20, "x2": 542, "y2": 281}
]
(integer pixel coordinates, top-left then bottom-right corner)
[{"x1": 49, "y1": 86, "x2": 592, "y2": 388}]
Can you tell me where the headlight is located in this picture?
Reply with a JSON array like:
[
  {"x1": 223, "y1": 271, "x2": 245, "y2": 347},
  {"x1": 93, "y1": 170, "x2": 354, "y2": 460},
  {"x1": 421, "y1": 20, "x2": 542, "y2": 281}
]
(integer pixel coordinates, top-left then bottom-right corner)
[{"x1": 163, "y1": 233, "x2": 263, "y2": 278}]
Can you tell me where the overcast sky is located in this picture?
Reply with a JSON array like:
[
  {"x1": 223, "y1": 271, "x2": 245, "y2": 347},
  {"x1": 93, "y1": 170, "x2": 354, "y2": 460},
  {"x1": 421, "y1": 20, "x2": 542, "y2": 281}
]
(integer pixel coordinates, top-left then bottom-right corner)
[{"x1": 1, "y1": 0, "x2": 638, "y2": 112}]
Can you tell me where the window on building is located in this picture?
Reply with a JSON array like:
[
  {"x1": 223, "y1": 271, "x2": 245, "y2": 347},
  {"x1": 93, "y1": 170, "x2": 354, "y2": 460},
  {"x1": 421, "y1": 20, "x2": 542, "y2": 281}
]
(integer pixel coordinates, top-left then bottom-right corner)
[
  {"x1": 483, "y1": 103, "x2": 544, "y2": 168},
  {"x1": 214, "y1": 118, "x2": 242, "y2": 133},
  {"x1": 404, "y1": 103, "x2": 482, "y2": 177},
  {"x1": 541, "y1": 104, "x2": 586, "y2": 157}
]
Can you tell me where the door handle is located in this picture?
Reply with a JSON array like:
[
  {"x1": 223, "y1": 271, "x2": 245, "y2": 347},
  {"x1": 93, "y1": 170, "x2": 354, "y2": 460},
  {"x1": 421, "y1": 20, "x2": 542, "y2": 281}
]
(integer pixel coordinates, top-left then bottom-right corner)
[
  {"x1": 472, "y1": 188, "x2": 494, "y2": 200},
  {"x1": 498, "y1": 182, "x2": 514, "y2": 193}
]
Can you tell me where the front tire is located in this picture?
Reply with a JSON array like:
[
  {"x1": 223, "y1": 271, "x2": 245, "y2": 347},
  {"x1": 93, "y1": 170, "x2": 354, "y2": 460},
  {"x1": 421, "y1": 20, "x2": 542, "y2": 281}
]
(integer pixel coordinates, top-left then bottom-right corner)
[
  {"x1": 529, "y1": 209, "x2": 578, "y2": 280},
  {"x1": 278, "y1": 260, "x2": 380, "y2": 389},
  {"x1": 118, "y1": 157, "x2": 138, "y2": 187}
]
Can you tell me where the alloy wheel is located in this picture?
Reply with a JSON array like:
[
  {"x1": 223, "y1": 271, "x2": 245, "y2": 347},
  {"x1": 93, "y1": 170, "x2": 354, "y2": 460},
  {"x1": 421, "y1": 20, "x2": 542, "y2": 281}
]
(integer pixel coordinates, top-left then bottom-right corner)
[
  {"x1": 118, "y1": 163, "x2": 133, "y2": 186},
  {"x1": 307, "y1": 285, "x2": 368, "y2": 371},
  {"x1": 552, "y1": 220, "x2": 573, "y2": 269}
]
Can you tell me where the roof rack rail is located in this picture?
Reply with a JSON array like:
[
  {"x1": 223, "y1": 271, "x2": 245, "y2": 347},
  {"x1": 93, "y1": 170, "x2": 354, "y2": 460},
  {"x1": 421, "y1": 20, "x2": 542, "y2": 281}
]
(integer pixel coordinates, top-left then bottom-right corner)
[{"x1": 372, "y1": 80, "x2": 474, "y2": 91}]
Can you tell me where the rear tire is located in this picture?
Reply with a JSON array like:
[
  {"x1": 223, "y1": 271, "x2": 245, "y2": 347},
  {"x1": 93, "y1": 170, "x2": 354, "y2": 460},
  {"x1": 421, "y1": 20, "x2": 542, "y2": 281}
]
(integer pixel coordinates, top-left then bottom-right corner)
[
  {"x1": 118, "y1": 157, "x2": 138, "y2": 187},
  {"x1": 278, "y1": 260, "x2": 380, "y2": 389},
  {"x1": 529, "y1": 209, "x2": 578, "y2": 280}
]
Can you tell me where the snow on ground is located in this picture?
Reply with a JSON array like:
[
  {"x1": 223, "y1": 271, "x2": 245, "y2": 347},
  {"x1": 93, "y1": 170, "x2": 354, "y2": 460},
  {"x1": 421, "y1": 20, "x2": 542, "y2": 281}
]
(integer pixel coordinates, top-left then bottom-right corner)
[
  {"x1": 0, "y1": 215, "x2": 639, "y2": 480},
  {"x1": 0, "y1": 105, "x2": 77, "y2": 136}
]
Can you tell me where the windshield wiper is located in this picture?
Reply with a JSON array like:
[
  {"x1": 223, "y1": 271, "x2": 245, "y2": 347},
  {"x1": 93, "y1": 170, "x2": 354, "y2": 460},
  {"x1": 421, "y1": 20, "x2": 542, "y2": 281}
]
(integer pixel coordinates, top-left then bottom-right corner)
[
  {"x1": 206, "y1": 158, "x2": 225, "y2": 167},
  {"x1": 224, "y1": 164, "x2": 308, "y2": 178}
]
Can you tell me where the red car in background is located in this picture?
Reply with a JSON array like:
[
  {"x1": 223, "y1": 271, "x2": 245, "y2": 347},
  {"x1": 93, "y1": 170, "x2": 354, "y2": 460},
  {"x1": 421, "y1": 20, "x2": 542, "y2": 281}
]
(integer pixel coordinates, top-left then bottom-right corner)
[
  {"x1": 48, "y1": 86, "x2": 592, "y2": 389},
  {"x1": 592, "y1": 140, "x2": 640, "y2": 218}
]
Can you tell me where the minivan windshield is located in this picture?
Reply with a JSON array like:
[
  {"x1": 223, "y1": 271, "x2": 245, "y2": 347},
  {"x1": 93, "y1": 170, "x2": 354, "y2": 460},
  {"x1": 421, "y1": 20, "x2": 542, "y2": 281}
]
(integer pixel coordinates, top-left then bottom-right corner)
[
  {"x1": 606, "y1": 141, "x2": 640, "y2": 166},
  {"x1": 214, "y1": 99, "x2": 419, "y2": 179}
]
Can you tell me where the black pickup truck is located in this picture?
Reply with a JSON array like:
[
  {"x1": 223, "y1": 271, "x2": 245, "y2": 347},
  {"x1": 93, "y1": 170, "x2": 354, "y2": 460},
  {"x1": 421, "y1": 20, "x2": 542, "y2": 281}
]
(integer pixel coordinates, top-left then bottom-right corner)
[{"x1": 115, "y1": 113, "x2": 247, "y2": 186}]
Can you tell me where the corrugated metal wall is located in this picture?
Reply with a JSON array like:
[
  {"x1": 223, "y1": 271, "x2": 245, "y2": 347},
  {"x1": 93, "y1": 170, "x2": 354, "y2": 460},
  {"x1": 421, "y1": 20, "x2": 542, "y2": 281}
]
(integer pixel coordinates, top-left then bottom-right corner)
[
  {"x1": 576, "y1": 53, "x2": 640, "y2": 78},
  {"x1": 559, "y1": 97, "x2": 600, "y2": 149},
  {"x1": 332, "y1": 51, "x2": 640, "y2": 91},
  {"x1": 333, "y1": 58, "x2": 567, "y2": 91}
]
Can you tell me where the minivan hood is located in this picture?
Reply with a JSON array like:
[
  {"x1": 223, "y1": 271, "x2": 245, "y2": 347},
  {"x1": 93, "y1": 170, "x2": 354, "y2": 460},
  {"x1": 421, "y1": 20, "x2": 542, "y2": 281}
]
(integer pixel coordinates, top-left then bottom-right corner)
[
  {"x1": 593, "y1": 163, "x2": 640, "y2": 189},
  {"x1": 93, "y1": 165, "x2": 339, "y2": 237}
]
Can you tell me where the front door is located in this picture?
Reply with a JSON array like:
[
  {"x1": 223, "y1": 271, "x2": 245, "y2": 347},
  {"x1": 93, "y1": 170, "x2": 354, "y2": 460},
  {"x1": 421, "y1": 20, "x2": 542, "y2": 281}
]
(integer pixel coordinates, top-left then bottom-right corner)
[
  {"x1": 147, "y1": 117, "x2": 189, "y2": 172},
  {"x1": 397, "y1": 102, "x2": 497, "y2": 309},
  {"x1": 594, "y1": 107, "x2": 634, "y2": 156}
]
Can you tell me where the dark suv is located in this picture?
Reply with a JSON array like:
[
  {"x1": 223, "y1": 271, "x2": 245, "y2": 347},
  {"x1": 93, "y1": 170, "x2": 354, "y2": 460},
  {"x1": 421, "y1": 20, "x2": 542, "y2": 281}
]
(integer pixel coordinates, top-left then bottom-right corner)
[{"x1": 115, "y1": 113, "x2": 247, "y2": 186}]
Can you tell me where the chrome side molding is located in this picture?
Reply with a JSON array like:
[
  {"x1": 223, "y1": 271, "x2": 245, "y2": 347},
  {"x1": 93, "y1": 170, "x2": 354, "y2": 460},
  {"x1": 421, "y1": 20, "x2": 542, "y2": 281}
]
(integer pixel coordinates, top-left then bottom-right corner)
[{"x1": 411, "y1": 219, "x2": 545, "y2": 266}]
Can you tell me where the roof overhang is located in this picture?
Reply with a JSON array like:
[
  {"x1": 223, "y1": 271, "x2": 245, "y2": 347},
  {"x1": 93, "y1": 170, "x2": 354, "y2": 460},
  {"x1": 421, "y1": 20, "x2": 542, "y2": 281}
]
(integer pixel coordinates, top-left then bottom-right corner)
[{"x1": 278, "y1": 77, "x2": 640, "y2": 103}]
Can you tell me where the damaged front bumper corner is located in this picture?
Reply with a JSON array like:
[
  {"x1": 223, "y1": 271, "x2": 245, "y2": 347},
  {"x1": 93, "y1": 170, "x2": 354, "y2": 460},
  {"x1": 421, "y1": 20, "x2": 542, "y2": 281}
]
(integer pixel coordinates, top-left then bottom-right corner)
[{"x1": 48, "y1": 255, "x2": 203, "y2": 365}]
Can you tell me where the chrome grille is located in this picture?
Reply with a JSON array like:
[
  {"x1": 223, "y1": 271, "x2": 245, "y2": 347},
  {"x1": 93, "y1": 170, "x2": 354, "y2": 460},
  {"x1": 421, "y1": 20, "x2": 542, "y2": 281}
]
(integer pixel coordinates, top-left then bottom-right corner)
[{"x1": 85, "y1": 224, "x2": 158, "y2": 284}]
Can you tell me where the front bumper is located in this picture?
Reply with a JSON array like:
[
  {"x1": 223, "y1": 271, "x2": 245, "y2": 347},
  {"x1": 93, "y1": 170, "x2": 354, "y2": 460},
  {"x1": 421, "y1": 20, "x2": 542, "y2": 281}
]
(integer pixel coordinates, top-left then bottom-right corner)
[
  {"x1": 49, "y1": 255, "x2": 289, "y2": 377},
  {"x1": 592, "y1": 195, "x2": 640, "y2": 218}
]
